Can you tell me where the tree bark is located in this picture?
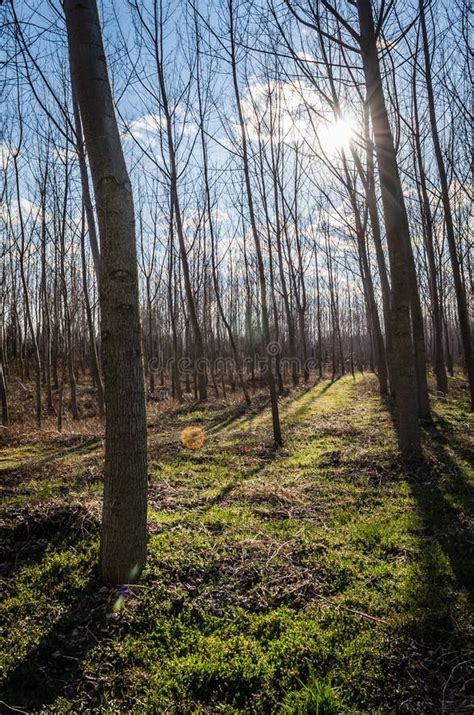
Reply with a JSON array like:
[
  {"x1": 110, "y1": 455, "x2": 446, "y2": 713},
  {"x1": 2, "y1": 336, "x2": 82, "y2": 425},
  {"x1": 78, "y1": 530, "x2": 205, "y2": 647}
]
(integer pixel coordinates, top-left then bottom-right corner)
[
  {"x1": 412, "y1": 64, "x2": 447, "y2": 393},
  {"x1": 362, "y1": 110, "x2": 396, "y2": 394},
  {"x1": 65, "y1": 0, "x2": 148, "y2": 584},
  {"x1": 70, "y1": 83, "x2": 101, "y2": 286},
  {"x1": 420, "y1": 0, "x2": 474, "y2": 408},
  {"x1": 79, "y1": 206, "x2": 105, "y2": 416},
  {"x1": 229, "y1": 0, "x2": 282, "y2": 445},
  {"x1": 356, "y1": 0, "x2": 421, "y2": 458},
  {"x1": 0, "y1": 351, "x2": 9, "y2": 427}
]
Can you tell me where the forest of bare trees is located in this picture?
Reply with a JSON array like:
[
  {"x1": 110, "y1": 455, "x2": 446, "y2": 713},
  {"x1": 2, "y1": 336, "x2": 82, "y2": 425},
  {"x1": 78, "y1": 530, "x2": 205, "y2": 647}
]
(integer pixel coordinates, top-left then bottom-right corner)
[
  {"x1": 2, "y1": 2, "x2": 471, "y2": 429},
  {"x1": 1, "y1": 1, "x2": 472, "y2": 711}
]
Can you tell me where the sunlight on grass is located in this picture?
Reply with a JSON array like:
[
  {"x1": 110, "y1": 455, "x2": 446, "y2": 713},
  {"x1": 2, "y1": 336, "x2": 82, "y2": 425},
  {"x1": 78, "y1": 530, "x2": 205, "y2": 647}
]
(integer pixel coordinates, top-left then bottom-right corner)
[{"x1": 2, "y1": 374, "x2": 473, "y2": 712}]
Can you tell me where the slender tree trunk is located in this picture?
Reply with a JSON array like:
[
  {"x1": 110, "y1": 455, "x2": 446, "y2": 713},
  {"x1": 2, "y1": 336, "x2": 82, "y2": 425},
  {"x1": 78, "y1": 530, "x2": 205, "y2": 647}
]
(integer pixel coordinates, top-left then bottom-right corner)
[
  {"x1": 14, "y1": 155, "x2": 42, "y2": 428},
  {"x1": 57, "y1": 359, "x2": 64, "y2": 433},
  {"x1": 152, "y1": 5, "x2": 207, "y2": 401},
  {"x1": 420, "y1": 0, "x2": 474, "y2": 409},
  {"x1": 80, "y1": 207, "x2": 105, "y2": 416},
  {"x1": 58, "y1": 153, "x2": 80, "y2": 420},
  {"x1": 356, "y1": 0, "x2": 421, "y2": 458},
  {"x1": 194, "y1": 26, "x2": 250, "y2": 406},
  {"x1": 270, "y1": 139, "x2": 298, "y2": 387},
  {"x1": 65, "y1": 0, "x2": 148, "y2": 584},
  {"x1": 70, "y1": 81, "x2": 101, "y2": 285},
  {"x1": 229, "y1": 0, "x2": 282, "y2": 445},
  {"x1": 342, "y1": 158, "x2": 388, "y2": 395},
  {"x1": 168, "y1": 204, "x2": 183, "y2": 402},
  {"x1": 40, "y1": 164, "x2": 54, "y2": 413},
  {"x1": 314, "y1": 245, "x2": 323, "y2": 380},
  {"x1": 0, "y1": 352, "x2": 8, "y2": 427},
  {"x1": 363, "y1": 112, "x2": 396, "y2": 393},
  {"x1": 146, "y1": 277, "x2": 155, "y2": 395},
  {"x1": 409, "y1": 261, "x2": 431, "y2": 419},
  {"x1": 412, "y1": 68, "x2": 447, "y2": 393}
]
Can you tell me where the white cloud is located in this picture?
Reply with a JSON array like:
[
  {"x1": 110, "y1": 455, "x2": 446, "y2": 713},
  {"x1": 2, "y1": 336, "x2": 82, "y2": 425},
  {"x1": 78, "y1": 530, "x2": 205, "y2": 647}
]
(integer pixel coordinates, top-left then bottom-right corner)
[
  {"x1": 0, "y1": 143, "x2": 13, "y2": 170},
  {"x1": 125, "y1": 114, "x2": 165, "y2": 143},
  {"x1": 0, "y1": 196, "x2": 41, "y2": 228}
]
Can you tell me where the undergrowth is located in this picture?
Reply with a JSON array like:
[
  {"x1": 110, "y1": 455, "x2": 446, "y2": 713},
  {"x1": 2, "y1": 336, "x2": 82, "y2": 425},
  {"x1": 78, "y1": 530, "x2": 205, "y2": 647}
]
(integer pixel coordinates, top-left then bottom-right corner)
[{"x1": 1, "y1": 374, "x2": 472, "y2": 713}]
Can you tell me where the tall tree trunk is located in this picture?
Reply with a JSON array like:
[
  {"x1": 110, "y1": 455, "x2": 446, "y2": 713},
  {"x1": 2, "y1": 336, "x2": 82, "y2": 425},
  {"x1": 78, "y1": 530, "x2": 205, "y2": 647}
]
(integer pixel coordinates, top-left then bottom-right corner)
[
  {"x1": 58, "y1": 148, "x2": 80, "y2": 420},
  {"x1": 342, "y1": 157, "x2": 388, "y2": 395},
  {"x1": 314, "y1": 245, "x2": 324, "y2": 380},
  {"x1": 0, "y1": 350, "x2": 9, "y2": 427},
  {"x1": 194, "y1": 23, "x2": 250, "y2": 406},
  {"x1": 229, "y1": 0, "x2": 282, "y2": 445},
  {"x1": 57, "y1": 358, "x2": 64, "y2": 433},
  {"x1": 40, "y1": 162, "x2": 54, "y2": 413},
  {"x1": 65, "y1": 0, "x2": 148, "y2": 584},
  {"x1": 420, "y1": 0, "x2": 474, "y2": 409},
  {"x1": 70, "y1": 81, "x2": 101, "y2": 285},
  {"x1": 269, "y1": 136, "x2": 298, "y2": 387},
  {"x1": 14, "y1": 154, "x2": 42, "y2": 428},
  {"x1": 152, "y1": 2, "x2": 207, "y2": 401},
  {"x1": 168, "y1": 203, "x2": 183, "y2": 402},
  {"x1": 80, "y1": 206, "x2": 105, "y2": 416},
  {"x1": 146, "y1": 277, "x2": 155, "y2": 395},
  {"x1": 412, "y1": 64, "x2": 447, "y2": 393},
  {"x1": 356, "y1": 0, "x2": 421, "y2": 458},
  {"x1": 362, "y1": 110, "x2": 395, "y2": 393}
]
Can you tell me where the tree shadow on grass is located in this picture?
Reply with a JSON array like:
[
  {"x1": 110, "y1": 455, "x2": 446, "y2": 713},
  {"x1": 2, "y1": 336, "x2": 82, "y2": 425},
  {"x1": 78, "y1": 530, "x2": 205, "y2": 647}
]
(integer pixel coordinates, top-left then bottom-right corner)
[
  {"x1": 386, "y1": 400, "x2": 473, "y2": 596},
  {"x1": 386, "y1": 401, "x2": 474, "y2": 712},
  {"x1": 1, "y1": 576, "x2": 116, "y2": 712},
  {"x1": 416, "y1": 423, "x2": 474, "y2": 602},
  {"x1": 0, "y1": 502, "x2": 111, "y2": 711},
  {"x1": 413, "y1": 417, "x2": 473, "y2": 598},
  {"x1": 2, "y1": 437, "x2": 102, "y2": 477},
  {"x1": 282, "y1": 376, "x2": 343, "y2": 425},
  {"x1": 207, "y1": 399, "x2": 266, "y2": 434},
  {"x1": 203, "y1": 442, "x2": 284, "y2": 509},
  {"x1": 209, "y1": 375, "x2": 344, "y2": 435}
]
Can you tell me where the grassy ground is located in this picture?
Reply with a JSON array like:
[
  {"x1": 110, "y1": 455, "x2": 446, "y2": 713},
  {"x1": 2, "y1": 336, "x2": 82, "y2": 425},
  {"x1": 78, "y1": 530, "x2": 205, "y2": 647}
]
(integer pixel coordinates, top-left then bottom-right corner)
[{"x1": 1, "y1": 374, "x2": 473, "y2": 713}]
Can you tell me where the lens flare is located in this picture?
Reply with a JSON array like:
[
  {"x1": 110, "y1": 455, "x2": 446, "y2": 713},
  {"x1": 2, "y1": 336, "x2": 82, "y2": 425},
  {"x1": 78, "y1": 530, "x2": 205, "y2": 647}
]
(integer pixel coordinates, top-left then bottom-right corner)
[
  {"x1": 112, "y1": 585, "x2": 130, "y2": 613},
  {"x1": 181, "y1": 426, "x2": 206, "y2": 449}
]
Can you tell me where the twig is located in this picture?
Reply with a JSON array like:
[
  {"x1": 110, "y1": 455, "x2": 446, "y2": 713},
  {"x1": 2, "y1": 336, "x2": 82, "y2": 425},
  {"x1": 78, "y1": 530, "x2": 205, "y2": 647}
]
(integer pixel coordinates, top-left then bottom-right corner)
[
  {"x1": 0, "y1": 701, "x2": 29, "y2": 714},
  {"x1": 315, "y1": 594, "x2": 390, "y2": 625}
]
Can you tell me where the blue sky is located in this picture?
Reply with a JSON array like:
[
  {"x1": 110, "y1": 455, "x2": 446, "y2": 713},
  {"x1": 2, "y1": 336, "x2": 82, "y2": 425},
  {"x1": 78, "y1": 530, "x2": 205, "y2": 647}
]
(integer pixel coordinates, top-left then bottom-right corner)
[{"x1": 2, "y1": 0, "x2": 470, "y2": 302}]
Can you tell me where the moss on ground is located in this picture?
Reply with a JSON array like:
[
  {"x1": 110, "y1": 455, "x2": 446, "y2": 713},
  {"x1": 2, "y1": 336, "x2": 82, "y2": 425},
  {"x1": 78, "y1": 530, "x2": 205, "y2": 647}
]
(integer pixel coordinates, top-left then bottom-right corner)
[{"x1": 1, "y1": 374, "x2": 473, "y2": 713}]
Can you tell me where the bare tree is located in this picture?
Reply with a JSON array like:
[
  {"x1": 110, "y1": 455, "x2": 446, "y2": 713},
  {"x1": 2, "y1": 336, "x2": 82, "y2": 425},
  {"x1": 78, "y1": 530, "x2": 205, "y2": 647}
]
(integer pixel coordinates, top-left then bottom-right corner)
[
  {"x1": 419, "y1": 0, "x2": 473, "y2": 409},
  {"x1": 64, "y1": 0, "x2": 148, "y2": 584}
]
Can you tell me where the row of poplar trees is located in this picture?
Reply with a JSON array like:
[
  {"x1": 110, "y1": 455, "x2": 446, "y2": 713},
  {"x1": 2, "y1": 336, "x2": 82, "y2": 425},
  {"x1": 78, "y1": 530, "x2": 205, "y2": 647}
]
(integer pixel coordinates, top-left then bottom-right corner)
[{"x1": 4, "y1": 0, "x2": 471, "y2": 583}]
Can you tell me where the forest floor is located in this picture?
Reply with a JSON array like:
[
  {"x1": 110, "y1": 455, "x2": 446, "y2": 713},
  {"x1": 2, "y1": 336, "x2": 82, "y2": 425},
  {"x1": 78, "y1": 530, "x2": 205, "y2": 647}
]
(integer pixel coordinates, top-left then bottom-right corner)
[{"x1": 1, "y1": 373, "x2": 473, "y2": 714}]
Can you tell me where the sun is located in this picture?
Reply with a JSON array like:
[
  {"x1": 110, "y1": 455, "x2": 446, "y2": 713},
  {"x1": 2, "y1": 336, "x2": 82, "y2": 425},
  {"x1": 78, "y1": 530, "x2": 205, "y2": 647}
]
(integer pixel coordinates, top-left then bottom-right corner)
[{"x1": 319, "y1": 115, "x2": 357, "y2": 153}]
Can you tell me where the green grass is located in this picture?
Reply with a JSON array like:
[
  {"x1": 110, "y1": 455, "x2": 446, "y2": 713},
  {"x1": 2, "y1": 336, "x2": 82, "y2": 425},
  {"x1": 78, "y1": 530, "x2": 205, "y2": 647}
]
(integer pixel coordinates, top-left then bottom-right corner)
[{"x1": 1, "y1": 374, "x2": 473, "y2": 713}]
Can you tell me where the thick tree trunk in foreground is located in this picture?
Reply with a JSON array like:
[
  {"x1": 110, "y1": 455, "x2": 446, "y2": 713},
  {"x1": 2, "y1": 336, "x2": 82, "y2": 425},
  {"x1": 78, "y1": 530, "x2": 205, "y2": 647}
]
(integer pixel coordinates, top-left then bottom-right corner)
[
  {"x1": 356, "y1": 0, "x2": 421, "y2": 459},
  {"x1": 64, "y1": 0, "x2": 148, "y2": 584}
]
